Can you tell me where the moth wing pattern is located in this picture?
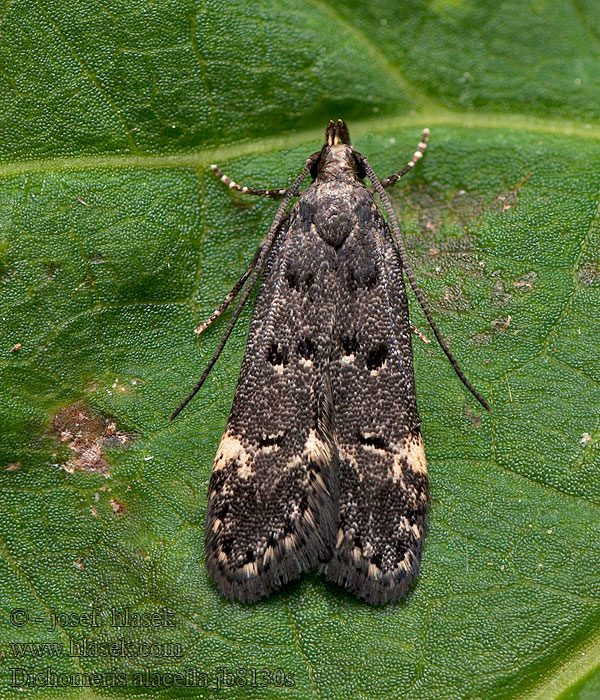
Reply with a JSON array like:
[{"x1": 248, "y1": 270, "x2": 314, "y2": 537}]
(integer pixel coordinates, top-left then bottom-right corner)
[
  {"x1": 187, "y1": 120, "x2": 481, "y2": 605},
  {"x1": 205, "y1": 213, "x2": 340, "y2": 602},
  {"x1": 319, "y1": 184, "x2": 429, "y2": 604}
]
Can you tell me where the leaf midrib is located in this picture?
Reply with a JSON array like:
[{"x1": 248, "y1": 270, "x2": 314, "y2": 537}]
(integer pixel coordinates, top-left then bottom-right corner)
[
  {"x1": 1, "y1": 108, "x2": 600, "y2": 178},
  {"x1": 524, "y1": 623, "x2": 600, "y2": 700}
]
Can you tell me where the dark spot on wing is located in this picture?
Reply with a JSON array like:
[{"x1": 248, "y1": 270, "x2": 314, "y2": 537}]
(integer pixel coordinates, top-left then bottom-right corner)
[
  {"x1": 298, "y1": 494, "x2": 309, "y2": 512},
  {"x1": 358, "y1": 432, "x2": 388, "y2": 450},
  {"x1": 297, "y1": 337, "x2": 315, "y2": 360},
  {"x1": 267, "y1": 342, "x2": 287, "y2": 366},
  {"x1": 341, "y1": 332, "x2": 359, "y2": 356},
  {"x1": 366, "y1": 343, "x2": 387, "y2": 370},
  {"x1": 347, "y1": 256, "x2": 378, "y2": 290},
  {"x1": 258, "y1": 433, "x2": 284, "y2": 448},
  {"x1": 216, "y1": 503, "x2": 229, "y2": 521},
  {"x1": 286, "y1": 262, "x2": 314, "y2": 291}
]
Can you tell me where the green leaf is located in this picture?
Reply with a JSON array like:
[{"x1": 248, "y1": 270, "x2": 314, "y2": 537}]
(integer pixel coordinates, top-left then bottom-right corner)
[{"x1": 1, "y1": 1, "x2": 600, "y2": 699}]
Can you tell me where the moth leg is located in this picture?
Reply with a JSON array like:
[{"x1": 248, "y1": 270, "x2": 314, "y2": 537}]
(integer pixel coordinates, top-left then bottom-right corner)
[
  {"x1": 379, "y1": 128, "x2": 430, "y2": 189},
  {"x1": 195, "y1": 247, "x2": 261, "y2": 336},
  {"x1": 410, "y1": 322, "x2": 430, "y2": 345},
  {"x1": 211, "y1": 164, "x2": 288, "y2": 198}
]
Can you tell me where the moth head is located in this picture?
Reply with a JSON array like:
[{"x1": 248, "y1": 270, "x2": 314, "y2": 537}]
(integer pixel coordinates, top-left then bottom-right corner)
[
  {"x1": 325, "y1": 118, "x2": 350, "y2": 147},
  {"x1": 311, "y1": 119, "x2": 366, "y2": 181}
]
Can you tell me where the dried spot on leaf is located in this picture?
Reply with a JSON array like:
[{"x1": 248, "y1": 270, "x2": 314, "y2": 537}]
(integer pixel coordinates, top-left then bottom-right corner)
[
  {"x1": 491, "y1": 316, "x2": 512, "y2": 333},
  {"x1": 396, "y1": 187, "x2": 487, "y2": 289},
  {"x1": 110, "y1": 498, "x2": 125, "y2": 515},
  {"x1": 6, "y1": 462, "x2": 21, "y2": 471},
  {"x1": 578, "y1": 262, "x2": 598, "y2": 286},
  {"x1": 402, "y1": 186, "x2": 488, "y2": 237},
  {"x1": 399, "y1": 184, "x2": 530, "y2": 300},
  {"x1": 489, "y1": 190, "x2": 519, "y2": 213},
  {"x1": 111, "y1": 378, "x2": 133, "y2": 395},
  {"x1": 51, "y1": 401, "x2": 135, "y2": 474},
  {"x1": 490, "y1": 171, "x2": 531, "y2": 213},
  {"x1": 436, "y1": 283, "x2": 473, "y2": 315},
  {"x1": 490, "y1": 272, "x2": 513, "y2": 307},
  {"x1": 464, "y1": 403, "x2": 481, "y2": 427},
  {"x1": 470, "y1": 331, "x2": 494, "y2": 346},
  {"x1": 489, "y1": 270, "x2": 537, "y2": 308},
  {"x1": 11, "y1": 343, "x2": 22, "y2": 352},
  {"x1": 471, "y1": 316, "x2": 513, "y2": 346},
  {"x1": 514, "y1": 271, "x2": 537, "y2": 292},
  {"x1": 105, "y1": 376, "x2": 142, "y2": 397},
  {"x1": 448, "y1": 189, "x2": 486, "y2": 224}
]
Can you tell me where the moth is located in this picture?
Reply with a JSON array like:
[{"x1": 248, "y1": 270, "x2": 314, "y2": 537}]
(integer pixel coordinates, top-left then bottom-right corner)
[{"x1": 171, "y1": 120, "x2": 488, "y2": 604}]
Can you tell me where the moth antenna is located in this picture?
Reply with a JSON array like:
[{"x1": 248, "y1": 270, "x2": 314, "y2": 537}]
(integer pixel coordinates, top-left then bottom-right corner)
[
  {"x1": 380, "y1": 128, "x2": 430, "y2": 189},
  {"x1": 194, "y1": 246, "x2": 262, "y2": 337},
  {"x1": 170, "y1": 153, "x2": 320, "y2": 421},
  {"x1": 355, "y1": 152, "x2": 491, "y2": 412},
  {"x1": 210, "y1": 164, "x2": 288, "y2": 198}
]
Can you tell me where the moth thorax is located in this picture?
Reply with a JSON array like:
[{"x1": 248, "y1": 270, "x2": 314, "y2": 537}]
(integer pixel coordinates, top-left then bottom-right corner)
[{"x1": 317, "y1": 144, "x2": 358, "y2": 182}]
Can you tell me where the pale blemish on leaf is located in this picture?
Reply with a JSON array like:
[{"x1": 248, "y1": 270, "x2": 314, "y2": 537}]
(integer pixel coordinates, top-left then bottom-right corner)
[{"x1": 51, "y1": 401, "x2": 134, "y2": 474}]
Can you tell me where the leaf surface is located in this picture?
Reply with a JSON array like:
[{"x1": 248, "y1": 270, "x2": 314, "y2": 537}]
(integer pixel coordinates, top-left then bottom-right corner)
[{"x1": 1, "y1": 1, "x2": 600, "y2": 698}]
